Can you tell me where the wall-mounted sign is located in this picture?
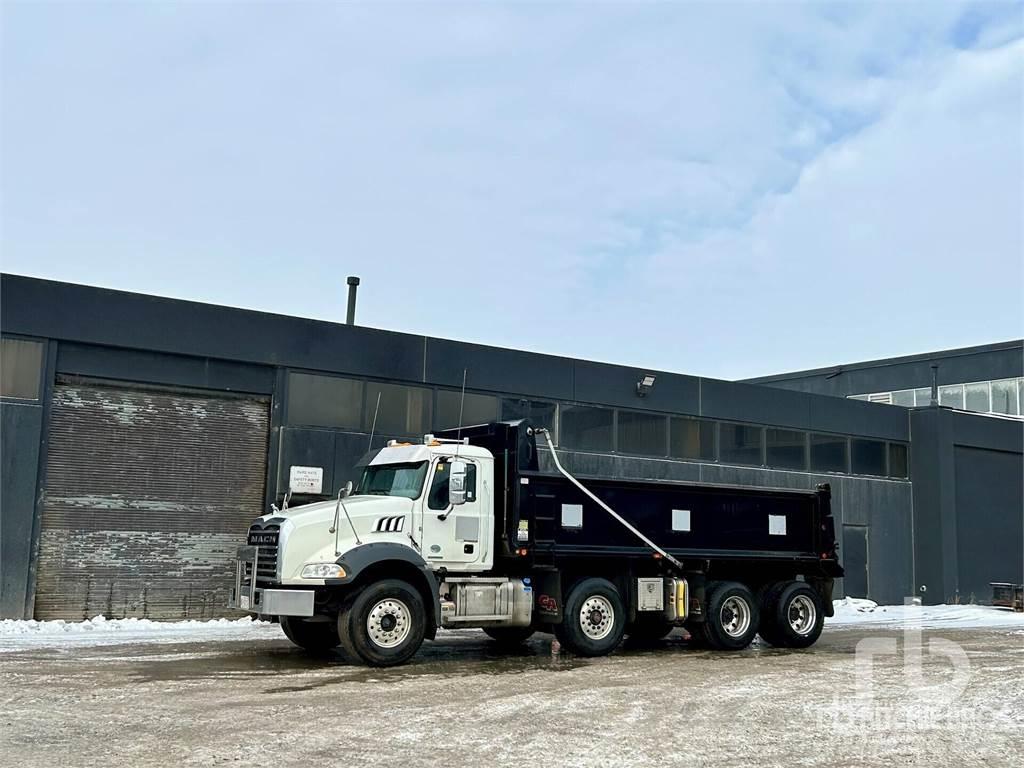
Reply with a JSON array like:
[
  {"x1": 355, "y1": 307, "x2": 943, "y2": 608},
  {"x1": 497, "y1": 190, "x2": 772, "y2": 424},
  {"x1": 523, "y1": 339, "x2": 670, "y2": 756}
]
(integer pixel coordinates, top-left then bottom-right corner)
[{"x1": 289, "y1": 465, "x2": 324, "y2": 494}]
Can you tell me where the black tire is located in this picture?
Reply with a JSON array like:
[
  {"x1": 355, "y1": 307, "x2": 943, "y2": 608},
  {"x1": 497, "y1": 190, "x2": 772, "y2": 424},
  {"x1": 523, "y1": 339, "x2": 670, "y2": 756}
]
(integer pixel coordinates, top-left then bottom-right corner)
[
  {"x1": 483, "y1": 626, "x2": 535, "y2": 646},
  {"x1": 628, "y1": 619, "x2": 675, "y2": 642},
  {"x1": 280, "y1": 617, "x2": 341, "y2": 652},
  {"x1": 554, "y1": 577, "x2": 626, "y2": 657},
  {"x1": 700, "y1": 581, "x2": 760, "y2": 651},
  {"x1": 337, "y1": 579, "x2": 426, "y2": 667},
  {"x1": 759, "y1": 581, "x2": 824, "y2": 649}
]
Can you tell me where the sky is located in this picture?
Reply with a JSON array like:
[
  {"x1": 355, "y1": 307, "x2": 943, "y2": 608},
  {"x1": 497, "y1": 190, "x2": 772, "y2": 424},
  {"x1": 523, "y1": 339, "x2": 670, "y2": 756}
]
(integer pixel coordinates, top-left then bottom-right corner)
[{"x1": 1, "y1": 1, "x2": 1022, "y2": 380}]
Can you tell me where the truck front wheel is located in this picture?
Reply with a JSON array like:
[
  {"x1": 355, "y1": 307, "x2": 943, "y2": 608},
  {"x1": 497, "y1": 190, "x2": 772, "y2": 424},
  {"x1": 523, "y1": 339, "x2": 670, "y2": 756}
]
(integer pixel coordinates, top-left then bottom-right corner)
[
  {"x1": 338, "y1": 579, "x2": 427, "y2": 667},
  {"x1": 280, "y1": 617, "x2": 341, "y2": 653},
  {"x1": 555, "y1": 577, "x2": 626, "y2": 657},
  {"x1": 698, "y1": 581, "x2": 760, "y2": 651}
]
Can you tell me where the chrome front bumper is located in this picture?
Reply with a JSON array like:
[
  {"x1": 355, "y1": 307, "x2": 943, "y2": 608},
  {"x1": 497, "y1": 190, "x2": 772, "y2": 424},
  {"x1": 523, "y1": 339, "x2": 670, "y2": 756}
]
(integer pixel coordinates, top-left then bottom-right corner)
[{"x1": 229, "y1": 545, "x2": 314, "y2": 617}]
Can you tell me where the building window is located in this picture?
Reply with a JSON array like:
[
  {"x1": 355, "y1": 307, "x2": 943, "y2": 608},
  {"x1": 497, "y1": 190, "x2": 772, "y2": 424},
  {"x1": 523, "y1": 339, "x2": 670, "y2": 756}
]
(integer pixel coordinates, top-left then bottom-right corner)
[
  {"x1": 561, "y1": 405, "x2": 614, "y2": 451},
  {"x1": 766, "y1": 428, "x2": 807, "y2": 471},
  {"x1": 287, "y1": 373, "x2": 364, "y2": 429},
  {"x1": 669, "y1": 417, "x2": 716, "y2": 461},
  {"x1": 435, "y1": 390, "x2": 499, "y2": 429},
  {"x1": 963, "y1": 382, "x2": 990, "y2": 413},
  {"x1": 891, "y1": 390, "x2": 915, "y2": 407},
  {"x1": 617, "y1": 411, "x2": 667, "y2": 456},
  {"x1": 939, "y1": 384, "x2": 964, "y2": 409},
  {"x1": 851, "y1": 438, "x2": 886, "y2": 476},
  {"x1": 913, "y1": 388, "x2": 932, "y2": 407},
  {"x1": 810, "y1": 433, "x2": 848, "y2": 473},
  {"x1": 990, "y1": 379, "x2": 1020, "y2": 416},
  {"x1": 719, "y1": 423, "x2": 763, "y2": 466},
  {"x1": 0, "y1": 338, "x2": 44, "y2": 400},
  {"x1": 501, "y1": 398, "x2": 557, "y2": 441},
  {"x1": 365, "y1": 382, "x2": 433, "y2": 436},
  {"x1": 888, "y1": 443, "x2": 909, "y2": 479}
]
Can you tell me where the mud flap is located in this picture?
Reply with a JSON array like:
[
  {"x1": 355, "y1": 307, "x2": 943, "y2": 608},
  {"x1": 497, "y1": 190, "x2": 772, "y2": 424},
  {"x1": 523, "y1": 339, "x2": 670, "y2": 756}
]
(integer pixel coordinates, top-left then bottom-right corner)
[
  {"x1": 811, "y1": 577, "x2": 835, "y2": 617},
  {"x1": 534, "y1": 570, "x2": 562, "y2": 624}
]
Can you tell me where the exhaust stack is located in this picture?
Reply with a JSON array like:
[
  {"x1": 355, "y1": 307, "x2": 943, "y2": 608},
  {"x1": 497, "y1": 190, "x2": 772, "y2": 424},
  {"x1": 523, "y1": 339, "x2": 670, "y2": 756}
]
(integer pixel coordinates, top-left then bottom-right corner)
[{"x1": 346, "y1": 276, "x2": 360, "y2": 325}]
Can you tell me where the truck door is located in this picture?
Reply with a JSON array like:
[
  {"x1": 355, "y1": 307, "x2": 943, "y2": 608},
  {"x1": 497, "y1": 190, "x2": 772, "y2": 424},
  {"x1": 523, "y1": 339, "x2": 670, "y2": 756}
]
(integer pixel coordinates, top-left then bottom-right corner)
[{"x1": 421, "y1": 457, "x2": 489, "y2": 569}]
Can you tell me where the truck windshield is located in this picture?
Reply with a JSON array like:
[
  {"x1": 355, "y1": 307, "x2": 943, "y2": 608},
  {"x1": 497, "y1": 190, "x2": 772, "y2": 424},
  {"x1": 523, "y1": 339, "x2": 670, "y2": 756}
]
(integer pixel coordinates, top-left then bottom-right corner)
[{"x1": 355, "y1": 461, "x2": 428, "y2": 500}]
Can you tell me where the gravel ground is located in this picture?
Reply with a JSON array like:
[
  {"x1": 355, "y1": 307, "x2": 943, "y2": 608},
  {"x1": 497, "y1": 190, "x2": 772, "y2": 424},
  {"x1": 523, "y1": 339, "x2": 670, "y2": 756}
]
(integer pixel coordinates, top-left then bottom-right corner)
[{"x1": 2, "y1": 625, "x2": 1022, "y2": 767}]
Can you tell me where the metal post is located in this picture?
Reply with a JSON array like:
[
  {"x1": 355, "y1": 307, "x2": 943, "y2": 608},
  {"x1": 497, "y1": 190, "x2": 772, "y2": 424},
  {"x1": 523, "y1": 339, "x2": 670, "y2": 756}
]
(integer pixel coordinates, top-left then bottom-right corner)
[
  {"x1": 346, "y1": 276, "x2": 360, "y2": 325},
  {"x1": 930, "y1": 364, "x2": 939, "y2": 406}
]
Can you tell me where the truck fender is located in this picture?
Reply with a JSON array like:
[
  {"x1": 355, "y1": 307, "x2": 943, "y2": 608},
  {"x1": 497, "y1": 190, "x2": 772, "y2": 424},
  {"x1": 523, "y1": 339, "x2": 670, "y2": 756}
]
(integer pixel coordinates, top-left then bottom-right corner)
[{"x1": 331, "y1": 542, "x2": 442, "y2": 637}]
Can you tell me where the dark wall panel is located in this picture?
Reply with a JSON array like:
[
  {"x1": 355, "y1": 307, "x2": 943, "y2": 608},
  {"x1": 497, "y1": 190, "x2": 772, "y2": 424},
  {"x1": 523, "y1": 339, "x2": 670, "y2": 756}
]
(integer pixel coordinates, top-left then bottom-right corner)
[
  {"x1": 842, "y1": 477, "x2": 914, "y2": 603},
  {"x1": 3, "y1": 274, "x2": 425, "y2": 383},
  {"x1": 573, "y1": 360, "x2": 699, "y2": 414},
  {"x1": 424, "y1": 338, "x2": 573, "y2": 400},
  {"x1": 954, "y1": 446, "x2": 1024, "y2": 601},
  {"x1": 277, "y1": 427, "x2": 337, "y2": 501},
  {"x1": 700, "y1": 378, "x2": 810, "y2": 429},
  {"x1": 0, "y1": 402, "x2": 43, "y2": 618},
  {"x1": 809, "y1": 395, "x2": 909, "y2": 441},
  {"x1": 746, "y1": 341, "x2": 1023, "y2": 397},
  {"x1": 57, "y1": 343, "x2": 275, "y2": 395}
]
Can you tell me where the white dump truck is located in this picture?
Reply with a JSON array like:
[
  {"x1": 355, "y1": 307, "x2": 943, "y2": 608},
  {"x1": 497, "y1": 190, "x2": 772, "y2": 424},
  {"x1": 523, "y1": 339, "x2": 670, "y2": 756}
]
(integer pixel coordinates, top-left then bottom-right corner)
[{"x1": 230, "y1": 420, "x2": 842, "y2": 666}]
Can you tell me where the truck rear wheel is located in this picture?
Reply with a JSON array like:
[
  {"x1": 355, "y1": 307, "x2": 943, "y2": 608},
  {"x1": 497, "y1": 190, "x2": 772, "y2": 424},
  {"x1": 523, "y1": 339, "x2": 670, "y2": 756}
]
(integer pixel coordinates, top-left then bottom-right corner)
[
  {"x1": 483, "y1": 626, "x2": 535, "y2": 646},
  {"x1": 338, "y1": 579, "x2": 426, "y2": 667},
  {"x1": 698, "y1": 581, "x2": 759, "y2": 651},
  {"x1": 555, "y1": 577, "x2": 626, "y2": 657},
  {"x1": 280, "y1": 617, "x2": 341, "y2": 653},
  {"x1": 758, "y1": 581, "x2": 824, "y2": 648}
]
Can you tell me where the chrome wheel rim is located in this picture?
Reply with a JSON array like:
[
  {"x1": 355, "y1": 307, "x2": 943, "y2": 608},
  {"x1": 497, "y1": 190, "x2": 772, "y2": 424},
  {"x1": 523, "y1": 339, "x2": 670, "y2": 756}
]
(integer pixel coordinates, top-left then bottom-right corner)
[
  {"x1": 788, "y1": 595, "x2": 817, "y2": 636},
  {"x1": 579, "y1": 595, "x2": 615, "y2": 640},
  {"x1": 366, "y1": 598, "x2": 411, "y2": 648},
  {"x1": 720, "y1": 595, "x2": 752, "y2": 638}
]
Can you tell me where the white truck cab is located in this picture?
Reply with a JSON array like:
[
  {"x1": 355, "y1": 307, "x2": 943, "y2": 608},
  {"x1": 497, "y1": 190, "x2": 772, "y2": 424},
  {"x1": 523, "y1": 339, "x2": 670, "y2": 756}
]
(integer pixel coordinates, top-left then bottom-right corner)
[
  {"x1": 230, "y1": 434, "x2": 532, "y2": 666},
  {"x1": 259, "y1": 438, "x2": 496, "y2": 586}
]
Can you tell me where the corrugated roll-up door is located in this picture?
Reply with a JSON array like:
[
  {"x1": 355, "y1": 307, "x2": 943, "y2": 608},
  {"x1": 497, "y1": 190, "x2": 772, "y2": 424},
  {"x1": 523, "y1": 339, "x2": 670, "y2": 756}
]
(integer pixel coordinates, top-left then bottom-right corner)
[{"x1": 35, "y1": 381, "x2": 269, "y2": 620}]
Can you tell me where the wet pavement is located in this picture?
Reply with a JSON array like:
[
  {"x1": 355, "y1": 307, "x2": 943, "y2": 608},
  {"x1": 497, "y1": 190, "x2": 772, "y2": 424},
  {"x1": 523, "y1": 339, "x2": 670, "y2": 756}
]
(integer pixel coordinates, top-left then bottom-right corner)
[{"x1": 2, "y1": 626, "x2": 1022, "y2": 767}]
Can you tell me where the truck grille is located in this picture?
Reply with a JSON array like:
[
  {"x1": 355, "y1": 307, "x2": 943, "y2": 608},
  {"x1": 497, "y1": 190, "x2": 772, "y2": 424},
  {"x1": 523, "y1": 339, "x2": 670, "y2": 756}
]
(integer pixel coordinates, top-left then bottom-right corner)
[{"x1": 247, "y1": 523, "x2": 280, "y2": 584}]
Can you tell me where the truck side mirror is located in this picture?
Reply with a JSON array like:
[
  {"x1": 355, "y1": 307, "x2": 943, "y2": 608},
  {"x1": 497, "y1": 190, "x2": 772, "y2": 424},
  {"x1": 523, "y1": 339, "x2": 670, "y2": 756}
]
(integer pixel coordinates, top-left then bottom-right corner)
[
  {"x1": 342, "y1": 480, "x2": 353, "y2": 498},
  {"x1": 449, "y1": 461, "x2": 468, "y2": 506}
]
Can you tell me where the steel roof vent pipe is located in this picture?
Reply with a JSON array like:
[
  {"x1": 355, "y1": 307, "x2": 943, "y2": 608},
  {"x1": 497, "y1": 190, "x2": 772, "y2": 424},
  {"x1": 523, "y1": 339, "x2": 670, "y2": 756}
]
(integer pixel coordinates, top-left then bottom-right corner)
[{"x1": 346, "y1": 276, "x2": 360, "y2": 325}]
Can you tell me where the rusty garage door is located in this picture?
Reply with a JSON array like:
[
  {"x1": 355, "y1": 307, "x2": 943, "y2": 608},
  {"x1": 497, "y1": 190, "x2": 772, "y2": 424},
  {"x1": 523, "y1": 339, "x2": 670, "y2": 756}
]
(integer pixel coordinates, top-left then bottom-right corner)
[{"x1": 34, "y1": 380, "x2": 269, "y2": 620}]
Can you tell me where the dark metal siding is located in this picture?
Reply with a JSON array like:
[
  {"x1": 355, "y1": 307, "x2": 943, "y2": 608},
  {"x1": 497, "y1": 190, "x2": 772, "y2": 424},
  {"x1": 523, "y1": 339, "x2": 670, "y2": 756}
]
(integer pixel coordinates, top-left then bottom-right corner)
[
  {"x1": 35, "y1": 382, "x2": 269, "y2": 620},
  {"x1": 0, "y1": 401, "x2": 44, "y2": 618}
]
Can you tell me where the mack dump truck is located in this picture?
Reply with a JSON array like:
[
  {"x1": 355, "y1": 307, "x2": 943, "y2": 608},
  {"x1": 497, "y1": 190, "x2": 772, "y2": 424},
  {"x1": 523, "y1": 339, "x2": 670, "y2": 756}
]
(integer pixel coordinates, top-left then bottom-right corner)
[{"x1": 229, "y1": 420, "x2": 843, "y2": 666}]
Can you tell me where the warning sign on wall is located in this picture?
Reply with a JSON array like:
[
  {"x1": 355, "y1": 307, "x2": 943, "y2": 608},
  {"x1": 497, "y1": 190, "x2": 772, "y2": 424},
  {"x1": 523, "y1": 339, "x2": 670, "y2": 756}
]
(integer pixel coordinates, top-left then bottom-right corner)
[{"x1": 289, "y1": 465, "x2": 324, "y2": 494}]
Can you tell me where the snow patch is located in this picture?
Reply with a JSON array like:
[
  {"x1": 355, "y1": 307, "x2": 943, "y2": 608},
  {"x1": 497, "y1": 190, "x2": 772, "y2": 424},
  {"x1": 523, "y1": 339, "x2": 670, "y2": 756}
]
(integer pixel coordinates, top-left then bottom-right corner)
[
  {"x1": 829, "y1": 599, "x2": 1024, "y2": 629},
  {"x1": 0, "y1": 615, "x2": 281, "y2": 652},
  {"x1": 0, "y1": 615, "x2": 269, "y2": 636}
]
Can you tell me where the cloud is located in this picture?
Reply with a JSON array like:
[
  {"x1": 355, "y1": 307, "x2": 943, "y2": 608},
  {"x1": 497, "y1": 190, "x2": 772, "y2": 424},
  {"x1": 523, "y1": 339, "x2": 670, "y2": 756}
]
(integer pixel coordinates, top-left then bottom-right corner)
[{"x1": 1, "y1": 2, "x2": 1021, "y2": 379}]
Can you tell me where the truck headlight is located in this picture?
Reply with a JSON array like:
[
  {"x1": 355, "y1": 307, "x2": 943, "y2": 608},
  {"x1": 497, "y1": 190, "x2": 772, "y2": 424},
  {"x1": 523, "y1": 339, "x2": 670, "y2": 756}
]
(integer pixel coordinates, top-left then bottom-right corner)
[{"x1": 301, "y1": 563, "x2": 346, "y2": 579}]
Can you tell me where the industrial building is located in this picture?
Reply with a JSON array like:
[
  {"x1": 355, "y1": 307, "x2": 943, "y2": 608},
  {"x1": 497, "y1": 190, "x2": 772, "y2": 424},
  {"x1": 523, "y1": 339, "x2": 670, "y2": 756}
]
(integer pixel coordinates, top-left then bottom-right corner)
[{"x1": 1, "y1": 273, "x2": 1021, "y2": 620}]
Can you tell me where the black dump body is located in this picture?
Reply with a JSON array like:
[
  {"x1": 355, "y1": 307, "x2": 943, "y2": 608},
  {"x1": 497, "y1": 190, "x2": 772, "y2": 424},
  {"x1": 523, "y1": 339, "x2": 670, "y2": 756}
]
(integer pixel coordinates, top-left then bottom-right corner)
[{"x1": 436, "y1": 421, "x2": 843, "y2": 583}]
